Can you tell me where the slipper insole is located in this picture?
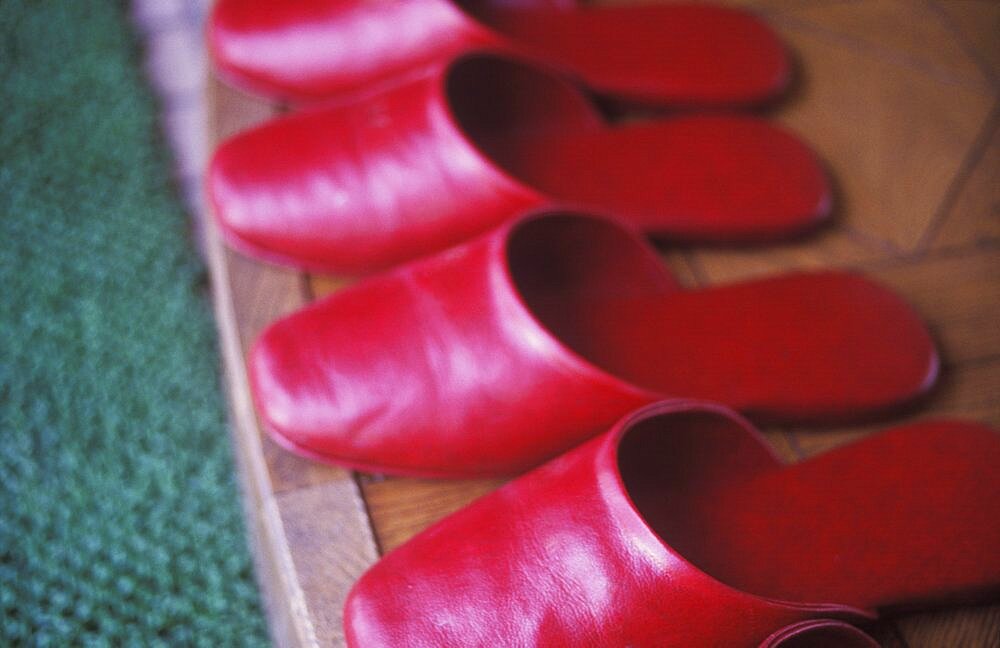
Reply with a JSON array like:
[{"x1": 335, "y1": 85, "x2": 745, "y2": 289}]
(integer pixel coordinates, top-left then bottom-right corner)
[
  {"x1": 622, "y1": 418, "x2": 1000, "y2": 611},
  {"x1": 476, "y1": 117, "x2": 831, "y2": 241},
  {"x1": 514, "y1": 265, "x2": 936, "y2": 422},
  {"x1": 471, "y1": 3, "x2": 790, "y2": 104}
]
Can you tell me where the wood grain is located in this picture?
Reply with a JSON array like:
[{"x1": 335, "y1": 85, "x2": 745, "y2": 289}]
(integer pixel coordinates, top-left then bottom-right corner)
[
  {"x1": 361, "y1": 477, "x2": 508, "y2": 553},
  {"x1": 769, "y1": 15, "x2": 994, "y2": 252},
  {"x1": 206, "y1": 81, "x2": 378, "y2": 648},
  {"x1": 781, "y1": 0, "x2": 992, "y2": 86}
]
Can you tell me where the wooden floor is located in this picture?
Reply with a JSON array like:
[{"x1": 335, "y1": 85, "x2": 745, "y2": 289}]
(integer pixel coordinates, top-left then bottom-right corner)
[{"x1": 202, "y1": 1, "x2": 1000, "y2": 646}]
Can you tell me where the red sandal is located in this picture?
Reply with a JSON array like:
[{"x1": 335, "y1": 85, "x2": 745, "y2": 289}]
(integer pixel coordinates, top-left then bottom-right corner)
[
  {"x1": 209, "y1": 53, "x2": 829, "y2": 275},
  {"x1": 344, "y1": 401, "x2": 1000, "y2": 646},
  {"x1": 209, "y1": 0, "x2": 788, "y2": 106},
  {"x1": 250, "y1": 212, "x2": 937, "y2": 477}
]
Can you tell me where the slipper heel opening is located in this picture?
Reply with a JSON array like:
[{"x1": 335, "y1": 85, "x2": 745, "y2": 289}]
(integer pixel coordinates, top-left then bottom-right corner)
[
  {"x1": 620, "y1": 411, "x2": 1000, "y2": 613},
  {"x1": 616, "y1": 407, "x2": 781, "y2": 572},
  {"x1": 446, "y1": 53, "x2": 599, "y2": 180},
  {"x1": 505, "y1": 213, "x2": 680, "y2": 388}
]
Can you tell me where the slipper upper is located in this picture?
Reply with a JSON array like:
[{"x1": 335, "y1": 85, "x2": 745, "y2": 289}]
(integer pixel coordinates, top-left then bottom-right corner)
[
  {"x1": 249, "y1": 211, "x2": 938, "y2": 477},
  {"x1": 209, "y1": 0, "x2": 499, "y2": 102},
  {"x1": 343, "y1": 401, "x2": 872, "y2": 647},
  {"x1": 208, "y1": 0, "x2": 789, "y2": 106},
  {"x1": 208, "y1": 54, "x2": 600, "y2": 275},
  {"x1": 249, "y1": 213, "x2": 675, "y2": 477},
  {"x1": 759, "y1": 620, "x2": 881, "y2": 648},
  {"x1": 209, "y1": 53, "x2": 831, "y2": 275}
]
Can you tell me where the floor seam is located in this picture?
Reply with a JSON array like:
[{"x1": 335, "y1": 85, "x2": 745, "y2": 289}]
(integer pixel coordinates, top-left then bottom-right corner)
[
  {"x1": 769, "y1": 12, "x2": 995, "y2": 93},
  {"x1": 922, "y1": 0, "x2": 1000, "y2": 89},
  {"x1": 914, "y1": 98, "x2": 1000, "y2": 254}
]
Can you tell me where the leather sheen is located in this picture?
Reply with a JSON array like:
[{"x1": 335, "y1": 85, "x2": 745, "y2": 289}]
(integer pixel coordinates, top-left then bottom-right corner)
[
  {"x1": 208, "y1": 55, "x2": 595, "y2": 274},
  {"x1": 250, "y1": 212, "x2": 938, "y2": 477},
  {"x1": 344, "y1": 401, "x2": 872, "y2": 647},
  {"x1": 209, "y1": 0, "x2": 789, "y2": 106},
  {"x1": 250, "y1": 214, "x2": 670, "y2": 477},
  {"x1": 344, "y1": 401, "x2": 1000, "y2": 646},
  {"x1": 209, "y1": 54, "x2": 829, "y2": 274}
]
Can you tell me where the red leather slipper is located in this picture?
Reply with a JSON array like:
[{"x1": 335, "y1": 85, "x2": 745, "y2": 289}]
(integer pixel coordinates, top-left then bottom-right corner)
[
  {"x1": 344, "y1": 401, "x2": 1000, "y2": 647},
  {"x1": 209, "y1": 54, "x2": 829, "y2": 275},
  {"x1": 249, "y1": 212, "x2": 937, "y2": 477},
  {"x1": 760, "y1": 621, "x2": 880, "y2": 648},
  {"x1": 209, "y1": 0, "x2": 788, "y2": 106}
]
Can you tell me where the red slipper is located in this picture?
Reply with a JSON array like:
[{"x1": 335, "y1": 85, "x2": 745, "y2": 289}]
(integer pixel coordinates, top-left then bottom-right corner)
[
  {"x1": 209, "y1": 0, "x2": 788, "y2": 106},
  {"x1": 760, "y1": 621, "x2": 880, "y2": 648},
  {"x1": 344, "y1": 401, "x2": 1000, "y2": 647},
  {"x1": 209, "y1": 54, "x2": 829, "y2": 275},
  {"x1": 249, "y1": 212, "x2": 937, "y2": 477}
]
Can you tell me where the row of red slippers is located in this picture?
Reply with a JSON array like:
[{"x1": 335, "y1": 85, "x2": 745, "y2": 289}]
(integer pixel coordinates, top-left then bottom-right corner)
[{"x1": 206, "y1": 2, "x2": 1000, "y2": 646}]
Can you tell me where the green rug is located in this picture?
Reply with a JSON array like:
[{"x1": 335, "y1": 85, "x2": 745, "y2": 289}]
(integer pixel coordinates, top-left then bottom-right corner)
[{"x1": 1, "y1": 3, "x2": 269, "y2": 644}]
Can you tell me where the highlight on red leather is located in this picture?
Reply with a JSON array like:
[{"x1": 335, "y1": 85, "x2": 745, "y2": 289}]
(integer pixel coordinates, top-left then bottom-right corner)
[
  {"x1": 208, "y1": 53, "x2": 830, "y2": 275},
  {"x1": 209, "y1": 0, "x2": 788, "y2": 106},
  {"x1": 249, "y1": 212, "x2": 938, "y2": 477},
  {"x1": 343, "y1": 401, "x2": 1000, "y2": 647}
]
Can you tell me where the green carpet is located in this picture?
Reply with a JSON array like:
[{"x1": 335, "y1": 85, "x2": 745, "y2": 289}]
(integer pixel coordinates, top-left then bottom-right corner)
[{"x1": 1, "y1": 3, "x2": 269, "y2": 644}]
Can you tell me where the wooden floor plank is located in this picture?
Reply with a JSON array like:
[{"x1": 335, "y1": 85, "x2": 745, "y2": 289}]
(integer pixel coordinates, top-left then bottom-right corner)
[
  {"x1": 361, "y1": 477, "x2": 508, "y2": 553},
  {"x1": 932, "y1": 0, "x2": 1000, "y2": 82},
  {"x1": 275, "y1": 482, "x2": 379, "y2": 646},
  {"x1": 924, "y1": 111, "x2": 1000, "y2": 252},
  {"x1": 897, "y1": 603, "x2": 1000, "y2": 648},
  {"x1": 865, "y1": 245, "x2": 1000, "y2": 365},
  {"x1": 787, "y1": 357, "x2": 1000, "y2": 458},
  {"x1": 684, "y1": 225, "x2": 890, "y2": 285},
  {"x1": 767, "y1": 16, "x2": 994, "y2": 251},
  {"x1": 207, "y1": 79, "x2": 379, "y2": 648},
  {"x1": 779, "y1": 0, "x2": 991, "y2": 86}
]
